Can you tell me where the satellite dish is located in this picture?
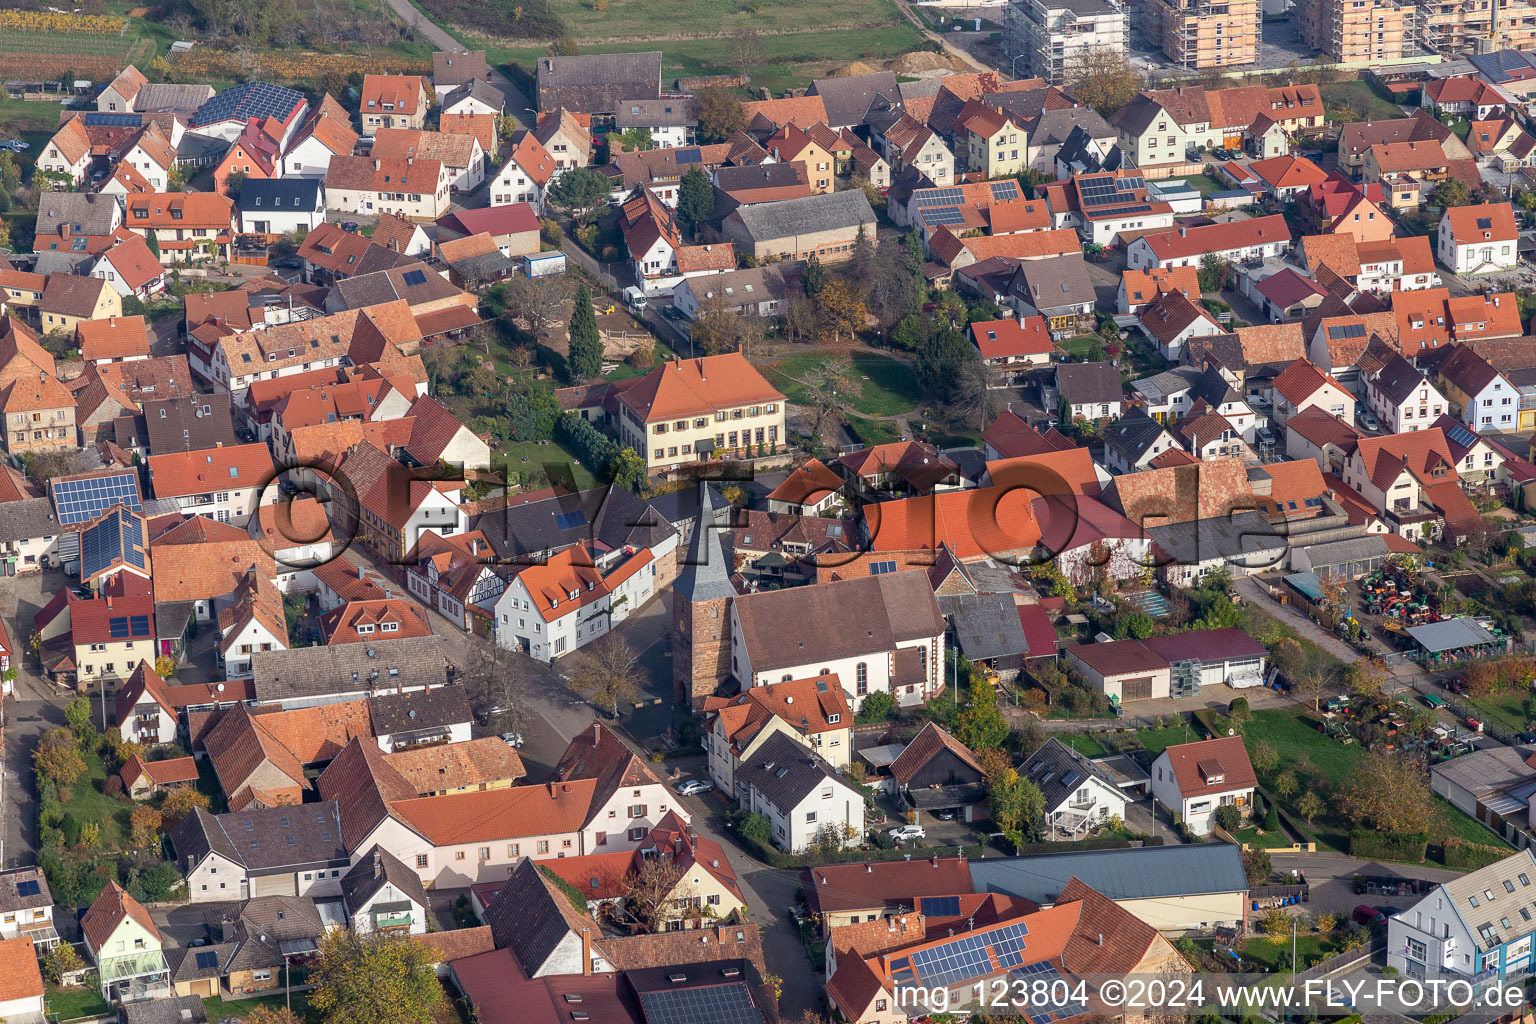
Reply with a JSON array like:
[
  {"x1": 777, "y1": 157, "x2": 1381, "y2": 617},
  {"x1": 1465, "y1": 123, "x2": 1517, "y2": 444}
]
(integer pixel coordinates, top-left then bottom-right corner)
[{"x1": 216, "y1": 683, "x2": 225, "y2": 693}]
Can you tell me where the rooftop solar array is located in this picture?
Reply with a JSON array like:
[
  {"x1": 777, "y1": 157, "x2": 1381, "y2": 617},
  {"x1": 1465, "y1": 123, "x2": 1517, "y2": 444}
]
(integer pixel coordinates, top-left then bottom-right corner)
[
  {"x1": 1447, "y1": 423, "x2": 1481, "y2": 449},
  {"x1": 1117, "y1": 175, "x2": 1145, "y2": 191},
  {"x1": 1478, "y1": 217, "x2": 1494, "y2": 230},
  {"x1": 192, "y1": 81, "x2": 305, "y2": 128},
  {"x1": 990, "y1": 180, "x2": 1021, "y2": 201},
  {"x1": 81, "y1": 507, "x2": 146, "y2": 581},
  {"x1": 554, "y1": 509, "x2": 588, "y2": 530},
  {"x1": 1079, "y1": 177, "x2": 1119, "y2": 208},
  {"x1": 1327, "y1": 323, "x2": 1366, "y2": 339},
  {"x1": 923, "y1": 207, "x2": 966, "y2": 226},
  {"x1": 915, "y1": 187, "x2": 965, "y2": 208},
  {"x1": 51, "y1": 472, "x2": 143, "y2": 525},
  {"x1": 922, "y1": 895, "x2": 961, "y2": 917},
  {"x1": 108, "y1": 614, "x2": 152, "y2": 640},
  {"x1": 677, "y1": 149, "x2": 703, "y2": 164},
  {"x1": 84, "y1": 112, "x2": 142, "y2": 127},
  {"x1": 1090, "y1": 204, "x2": 1153, "y2": 219},
  {"x1": 15, "y1": 880, "x2": 40, "y2": 897},
  {"x1": 893, "y1": 922, "x2": 1032, "y2": 988},
  {"x1": 638, "y1": 984, "x2": 765, "y2": 1024},
  {"x1": 869, "y1": 560, "x2": 899, "y2": 576},
  {"x1": 194, "y1": 951, "x2": 219, "y2": 970},
  {"x1": 1013, "y1": 962, "x2": 1090, "y2": 1024}
]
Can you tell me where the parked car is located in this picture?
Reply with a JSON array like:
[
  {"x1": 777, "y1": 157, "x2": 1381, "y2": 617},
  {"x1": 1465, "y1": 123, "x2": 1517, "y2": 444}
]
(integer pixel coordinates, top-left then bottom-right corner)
[
  {"x1": 1358, "y1": 410, "x2": 1380, "y2": 432},
  {"x1": 1373, "y1": 906, "x2": 1400, "y2": 918},
  {"x1": 1516, "y1": 733, "x2": 1536, "y2": 745},
  {"x1": 675, "y1": 779, "x2": 713, "y2": 797},
  {"x1": 934, "y1": 809, "x2": 957, "y2": 821},
  {"x1": 661, "y1": 305, "x2": 685, "y2": 321},
  {"x1": 500, "y1": 732, "x2": 523, "y2": 748},
  {"x1": 1353, "y1": 905, "x2": 1386, "y2": 926},
  {"x1": 889, "y1": 824, "x2": 926, "y2": 841},
  {"x1": 341, "y1": 221, "x2": 359, "y2": 232}
]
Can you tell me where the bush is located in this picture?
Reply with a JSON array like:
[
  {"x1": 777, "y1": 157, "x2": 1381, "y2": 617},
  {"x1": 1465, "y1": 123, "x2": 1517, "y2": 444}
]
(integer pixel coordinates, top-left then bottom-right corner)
[
  {"x1": 857, "y1": 691, "x2": 896, "y2": 722},
  {"x1": 104, "y1": 775, "x2": 123, "y2": 796},
  {"x1": 1214, "y1": 804, "x2": 1242, "y2": 833},
  {"x1": 1440, "y1": 837, "x2": 1512, "y2": 871},
  {"x1": 1348, "y1": 830, "x2": 1428, "y2": 862},
  {"x1": 1265, "y1": 805, "x2": 1281, "y2": 831}
]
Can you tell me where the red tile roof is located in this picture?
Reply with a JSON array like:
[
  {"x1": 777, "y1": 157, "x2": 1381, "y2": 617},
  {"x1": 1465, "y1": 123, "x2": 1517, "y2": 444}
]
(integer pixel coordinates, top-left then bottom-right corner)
[
  {"x1": 969, "y1": 317, "x2": 1052, "y2": 360},
  {"x1": 147, "y1": 442, "x2": 273, "y2": 498},
  {"x1": 81, "y1": 881, "x2": 160, "y2": 953},
  {"x1": 1159, "y1": 736, "x2": 1256, "y2": 797}
]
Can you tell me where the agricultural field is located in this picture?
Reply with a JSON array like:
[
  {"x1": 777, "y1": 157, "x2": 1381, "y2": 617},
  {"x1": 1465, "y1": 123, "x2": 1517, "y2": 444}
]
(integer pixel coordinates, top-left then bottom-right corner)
[
  {"x1": 548, "y1": 0, "x2": 905, "y2": 45},
  {"x1": 0, "y1": 17, "x2": 150, "y2": 81}
]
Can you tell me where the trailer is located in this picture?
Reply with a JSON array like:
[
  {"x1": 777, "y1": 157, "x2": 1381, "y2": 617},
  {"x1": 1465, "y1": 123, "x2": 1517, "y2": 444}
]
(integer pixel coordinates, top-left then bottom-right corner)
[{"x1": 523, "y1": 251, "x2": 567, "y2": 277}]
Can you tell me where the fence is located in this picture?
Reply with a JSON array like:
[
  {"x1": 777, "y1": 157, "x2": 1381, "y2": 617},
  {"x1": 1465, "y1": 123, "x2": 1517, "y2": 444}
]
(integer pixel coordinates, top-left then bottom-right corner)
[{"x1": 1295, "y1": 935, "x2": 1385, "y2": 980}]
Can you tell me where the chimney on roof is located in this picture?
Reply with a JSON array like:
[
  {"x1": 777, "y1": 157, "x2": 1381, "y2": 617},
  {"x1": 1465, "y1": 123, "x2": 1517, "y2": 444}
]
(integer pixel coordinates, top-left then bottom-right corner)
[
  {"x1": 581, "y1": 927, "x2": 592, "y2": 976},
  {"x1": 1097, "y1": 932, "x2": 1103, "y2": 945},
  {"x1": 593, "y1": 721, "x2": 601, "y2": 744},
  {"x1": 372, "y1": 847, "x2": 381, "y2": 879}
]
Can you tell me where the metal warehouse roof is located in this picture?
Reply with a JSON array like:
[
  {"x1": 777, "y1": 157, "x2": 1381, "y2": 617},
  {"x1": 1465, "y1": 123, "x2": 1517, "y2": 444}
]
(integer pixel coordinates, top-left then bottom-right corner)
[
  {"x1": 1406, "y1": 617, "x2": 1499, "y2": 653},
  {"x1": 969, "y1": 843, "x2": 1249, "y2": 903}
]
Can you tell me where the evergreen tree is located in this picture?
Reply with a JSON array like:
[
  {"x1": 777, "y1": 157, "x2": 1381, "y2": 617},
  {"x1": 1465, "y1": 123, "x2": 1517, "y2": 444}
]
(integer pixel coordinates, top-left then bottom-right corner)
[
  {"x1": 802, "y1": 252, "x2": 826, "y2": 297},
  {"x1": 849, "y1": 223, "x2": 874, "y2": 282},
  {"x1": 568, "y1": 285, "x2": 604, "y2": 380},
  {"x1": 915, "y1": 328, "x2": 970, "y2": 401},
  {"x1": 676, "y1": 166, "x2": 715, "y2": 234},
  {"x1": 902, "y1": 227, "x2": 925, "y2": 279}
]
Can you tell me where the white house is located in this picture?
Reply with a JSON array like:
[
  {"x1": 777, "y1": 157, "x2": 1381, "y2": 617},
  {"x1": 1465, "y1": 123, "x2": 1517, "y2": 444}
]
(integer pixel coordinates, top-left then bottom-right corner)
[
  {"x1": 91, "y1": 235, "x2": 166, "y2": 301},
  {"x1": 324, "y1": 156, "x2": 451, "y2": 222},
  {"x1": 729, "y1": 573, "x2": 946, "y2": 712},
  {"x1": 733, "y1": 732, "x2": 864, "y2": 853},
  {"x1": 341, "y1": 846, "x2": 430, "y2": 936},
  {"x1": 1269, "y1": 358, "x2": 1356, "y2": 430},
  {"x1": 492, "y1": 544, "x2": 661, "y2": 662},
  {"x1": 1431, "y1": 344, "x2": 1519, "y2": 431},
  {"x1": 1387, "y1": 849, "x2": 1536, "y2": 983},
  {"x1": 552, "y1": 723, "x2": 692, "y2": 852},
  {"x1": 1019, "y1": 739, "x2": 1130, "y2": 838},
  {"x1": 1149, "y1": 736, "x2": 1256, "y2": 836},
  {"x1": 1103, "y1": 411, "x2": 1184, "y2": 474},
  {"x1": 237, "y1": 179, "x2": 327, "y2": 236},
  {"x1": 487, "y1": 133, "x2": 556, "y2": 213},
  {"x1": 113, "y1": 664, "x2": 178, "y2": 746},
  {"x1": 170, "y1": 804, "x2": 350, "y2": 904},
  {"x1": 1367, "y1": 352, "x2": 1449, "y2": 435},
  {"x1": 1438, "y1": 203, "x2": 1519, "y2": 275},
  {"x1": 1125, "y1": 215, "x2": 1293, "y2": 271},
  {"x1": 80, "y1": 882, "x2": 169, "y2": 1002},
  {"x1": 703, "y1": 676, "x2": 855, "y2": 797},
  {"x1": 1139, "y1": 289, "x2": 1224, "y2": 362},
  {"x1": 217, "y1": 572, "x2": 289, "y2": 679},
  {"x1": 146, "y1": 443, "x2": 275, "y2": 528},
  {"x1": 0, "y1": 867, "x2": 57, "y2": 948}
]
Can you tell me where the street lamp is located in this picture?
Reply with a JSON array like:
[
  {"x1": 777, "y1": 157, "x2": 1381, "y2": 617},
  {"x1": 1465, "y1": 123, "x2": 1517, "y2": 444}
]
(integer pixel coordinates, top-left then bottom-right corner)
[{"x1": 1011, "y1": 54, "x2": 1030, "y2": 79}]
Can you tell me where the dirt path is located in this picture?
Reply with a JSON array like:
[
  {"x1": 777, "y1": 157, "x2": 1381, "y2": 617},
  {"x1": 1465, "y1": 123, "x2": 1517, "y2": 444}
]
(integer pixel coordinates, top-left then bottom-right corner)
[
  {"x1": 886, "y1": 0, "x2": 993, "y2": 72},
  {"x1": 1234, "y1": 575, "x2": 1375, "y2": 663}
]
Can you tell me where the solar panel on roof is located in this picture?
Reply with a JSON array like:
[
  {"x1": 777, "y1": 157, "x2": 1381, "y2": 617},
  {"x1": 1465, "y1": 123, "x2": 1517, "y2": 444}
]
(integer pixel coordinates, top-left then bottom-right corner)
[
  {"x1": 51, "y1": 472, "x2": 142, "y2": 525},
  {"x1": 1118, "y1": 174, "x2": 1145, "y2": 191},
  {"x1": 1091, "y1": 204, "x2": 1153, "y2": 219},
  {"x1": 915, "y1": 187, "x2": 965, "y2": 207},
  {"x1": 15, "y1": 880, "x2": 39, "y2": 897},
  {"x1": 1448, "y1": 423, "x2": 1480, "y2": 448},
  {"x1": 923, "y1": 207, "x2": 966, "y2": 226},
  {"x1": 990, "y1": 180, "x2": 1020, "y2": 201},
  {"x1": 1478, "y1": 217, "x2": 1494, "y2": 230},
  {"x1": 555, "y1": 509, "x2": 588, "y2": 530},
  {"x1": 1079, "y1": 178, "x2": 1120, "y2": 208},
  {"x1": 869, "y1": 559, "x2": 899, "y2": 575},
  {"x1": 130, "y1": 615, "x2": 150, "y2": 635},
  {"x1": 922, "y1": 895, "x2": 960, "y2": 916},
  {"x1": 194, "y1": 951, "x2": 219, "y2": 970},
  {"x1": 401, "y1": 269, "x2": 427, "y2": 286},
  {"x1": 1327, "y1": 323, "x2": 1366, "y2": 339},
  {"x1": 676, "y1": 149, "x2": 703, "y2": 164},
  {"x1": 85, "y1": 112, "x2": 142, "y2": 127},
  {"x1": 109, "y1": 617, "x2": 130, "y2": 639},
  {"x1": 638, "y1": 985, "x2": 765, "y2": 1024}
]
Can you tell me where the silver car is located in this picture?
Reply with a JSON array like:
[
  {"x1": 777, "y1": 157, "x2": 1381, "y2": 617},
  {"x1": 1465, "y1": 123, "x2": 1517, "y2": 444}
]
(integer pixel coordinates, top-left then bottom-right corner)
[{"x1": 675, "y1": 779, "x2": 713, "y2": 796}]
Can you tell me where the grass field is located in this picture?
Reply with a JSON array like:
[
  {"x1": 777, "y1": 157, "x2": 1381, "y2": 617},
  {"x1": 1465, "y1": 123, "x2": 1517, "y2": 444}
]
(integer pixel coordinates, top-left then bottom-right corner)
[
  {"x1": 1238, "y1": 933, "x2": 1344, "y2": 972},
  {"x1": 204, "y1": 991, "x2": 318, "y2": 1024},
  {"x1": 1319, "y1": 81, "x2": 1405, "y2": 123},
  {"x1": 45, "y1": 984, "x2": 112, "y2": 1020},
  {"x1": 543, "y1": 0, "x2": 905, "y2": 43},
  {"x1": 493, "y1": 440, "x2": 598, "y2": 492},
  {"x1": 1131, "y1": 722, "x2": 1204, "y2": 755},
  {"x1": 1467, "y1": 691, "x2": 1531, "y2": 733},
  {"x1": 69, "y1": 747, "x2": 133, "y2": 851},
  {"x1": 1233, "y1": 825, "x2": 1296, "y2": 849},
  {"x1": 764, "y1": 350, "x2": 920, "y2": 419},
  {"x1": 485, "y1": 19, "x2": 927, "y2": 96},
  {"x1": 1168, "y1": 173, "x2": 1229, "y2": 196},
  {"x1": 1059, "y1": 732, "x2": 1107, "y2": 757}
]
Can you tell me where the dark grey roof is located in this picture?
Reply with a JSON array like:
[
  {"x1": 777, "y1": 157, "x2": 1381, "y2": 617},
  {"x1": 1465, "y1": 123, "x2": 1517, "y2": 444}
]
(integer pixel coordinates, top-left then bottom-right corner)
[
  {"x1": 32, "y1": 251, "x2": 93, "y2": 275},
  {"x1": 1298, "y1": 533, "x2": 1390, "y2": 568},
  {"x1": 1104, "y1": 409, "x2": 1171, "y2": 462},
  {"x1": 675, "y1": 483, "x2": 737, "y2": 603},
  {"x1": 248, "y1": 635, "x2": 450, "y2": 703},
  {"x1": 434, "y1": 49, "x2": 489, "y2": 88},
  {"x1": 477, "y1": 484, "x2": 682, "y2": 560},
  {"x1": 330, "y1": 261, "x2": 458, "y2": 310},
  {"x1": 1009, "y1": 255, "x2": 1096, "y2": 316},
  {"x1": 1189, "y1": 365, "x2": 1244, "y2": 409},
  {"x1": 615, "y1": 97, "x2": 697, "y2": 129},
  {"x1": 121, "y1": 993, "x2": 208, "y2": 1024},
  {"x1": 1108, "y1": 94, "x2": 1164, "y2": 136},
  {"x1": 0, "y1": 497, "x2": 60, "y2": 544},
  {"x1": 969, "y1": 843, "x2": 1249, "y2": 903},
  {"x1": 0, "y1": 866, "x2": 51, "y2": 914},
  {"x1": 237, "y1": 178, "x2": 323, "y2": 213},
  {"x1": 484, "y1": 858, "x2": 583, "y2": 975},
  {"x1": 37, "y1": 192, "x2": 120, "y2": 237},
  {"x1": 1031, "y1": 106, "x2": 1114, "y2": 147},
  {"x1": 443, "y1": 78, "x2": 504, "y2": 112},
  {"x1": 143, "y1": 395, "x2": 238, "y2": 456},
  {"x1": 1148, "y1": 510, "x2": 1286, "y2": 566},
  {"x1": 221, "y1": 895, "x2": 325, "y2": 973},
  {"x1": 1019, "y1": 738, "x2": 1119, "y2": 814},
  {"x1": 171, "y1": 803, "x2": 348, "y2": 875},
  {"x1": 726, "y1": 190, "x2": 875, "y2": 243},
  {"x1": 165, "y1": 943, "x2": 238, "y2": 984},
  {"x1": 643, "y1": 481, "x2": 726, "y2": 532},
  {"x1": 939, "y1": 592, "x2": 1029, "y2": 661},
  {"x1": 536, "y1": 52, "x2": 662, "y2": 114},
  {"x1": 715, "y1": 163, "x2": 807, "y2": 193},
  {"x1": 808, "y1": 72, "x2": 903, "y2": 128},
  {"x1": 733, "y1": 571, "x2": 944, "y2": 674},
  {"x1": 341, "y1": 845, "x2": 431, "y2": 913},
  {"x1": 367, "y1": 684, "x2": 472, "y2": 734},
  {"x1": 885, "y1": 165, "x2": 933, "y2": 206},
  {"x1": 174, "y1": 133, "x2": 230, "y2": 166},
  {"x1": 1372, "y1": 352, "x2": 1429, "y2": 406},
  {"x1": 734, "y1": 731, "x2": 849, "y2": 812},
  {"x1": 1054, "y1": 361, "x2": 1123, "y2": 406},
  {"x1": 448, "y1": 250, "x2": 517, "y2": 281}
]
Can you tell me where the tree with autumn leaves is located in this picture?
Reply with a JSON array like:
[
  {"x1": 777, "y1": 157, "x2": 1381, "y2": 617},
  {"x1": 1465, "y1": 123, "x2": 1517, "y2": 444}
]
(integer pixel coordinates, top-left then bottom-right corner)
[{"x1": 310, "y1": 930, "x2": 444, "y2": 1024}]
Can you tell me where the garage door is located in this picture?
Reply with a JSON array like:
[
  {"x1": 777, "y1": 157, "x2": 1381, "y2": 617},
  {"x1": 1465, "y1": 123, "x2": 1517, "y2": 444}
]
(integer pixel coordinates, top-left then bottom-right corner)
[
  {"x1": 251, "y1": 873, "x2": 297, "y2": 897},
  {"x1": 1121, "y1": 676, "x2": 1154, "y2": 702}
]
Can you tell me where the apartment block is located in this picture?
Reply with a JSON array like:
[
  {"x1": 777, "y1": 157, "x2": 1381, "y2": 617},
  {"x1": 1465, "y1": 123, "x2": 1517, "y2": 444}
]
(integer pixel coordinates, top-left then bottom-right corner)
[
  {"x1": 1149, "y1": 0, "x2": 1260, "y2": 69},
  {"x1": 1417, "y1": 0, "x2": 1536, "y2": 54},
  {"x1": 1005, "y1": 0, "x2": 1128, "y2": 85},
  {"x1": 1297, "y1": 0, "x2": 1413, "y2": 62}
]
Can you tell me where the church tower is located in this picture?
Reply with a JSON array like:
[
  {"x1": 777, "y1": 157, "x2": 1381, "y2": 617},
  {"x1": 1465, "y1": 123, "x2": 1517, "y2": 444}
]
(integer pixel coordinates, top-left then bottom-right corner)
[{"x1": 672, "y1": 483, "x2": 735, "y2": 709}]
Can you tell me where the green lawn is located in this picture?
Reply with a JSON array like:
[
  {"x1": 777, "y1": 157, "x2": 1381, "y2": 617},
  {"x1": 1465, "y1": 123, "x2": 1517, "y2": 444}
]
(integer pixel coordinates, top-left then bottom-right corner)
[
  {"x1": 68, "y1": 746, "x2": 133, "y2": 851},
  {"x1": 535, "y1": 0, "x2": 903, "y2": 44},
  {"x1": 45, "y1": 983, "x2": 111, "y2": 1020},
  {"x1": 848, "y1": 352, "x2": 920, "y2": 417},
  {"x1": 204, "y1": 991, "x2": 317, "y2": 1024},
  {"x1": 485, "y1": 20, "x2": 927, "y2": 96},
  {"x1": 844, "y1": 415, "x2": 899, "y2": 447},
  {"x1": 493, "y1": 440, "x2": 598, "y2": 492},
  {"x1": 1319, "y1": 81, "x2": 1405, "y2": 123},
  {"x1": 762, "y1": 353, "x2": 827, "y2": 407},
  {"x1": 1238, "y1": 933, "x2": 1344, "y2": 972},
  {"x1": 1131, "y1": 722, "x2": 1205, "y2": 755},
  {"x1": 1058, "y1": 335, "x2": 1104, "y2": 360},
  {"x1": 1233, "y1": 825, "x2": 1296, "y2": 849},
  {"x1": 1466, "y1": 691, "x2": 1531, "y2": 733},
  {"x1": 1168, "y1": 173, "x2": 1229, "y2": 196},
  {"x1": 1059, "y1": 732, "x2": 1107, "y2": 758}
]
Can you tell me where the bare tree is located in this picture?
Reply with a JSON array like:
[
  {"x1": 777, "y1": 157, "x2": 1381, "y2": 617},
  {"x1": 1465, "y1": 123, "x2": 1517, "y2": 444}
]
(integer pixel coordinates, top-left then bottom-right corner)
[
  {"x1": 503, "y1": 274, "x2": 570, "y2": 339},
  {"x1": 568, "y1": 634, "x2": 644, "y2": 717},
  {"x1": 725, "y1": 28, "x2": 764, "y2": 77},
  {"x1": 627, "y1": 856, "x2": 691, "y2": 931},
  {"x1": 795, "y1": 360, "x2": 856, "y2": 439},
  {"x1": 1062, "y1": 45, "x2": 1141, "y2": 116},
  {"x1": 457, "y1": 632, "x2": 535, "y2": 736},
  {"x1": 950, "y1": 351, "x2": 999, "y2": 431}
]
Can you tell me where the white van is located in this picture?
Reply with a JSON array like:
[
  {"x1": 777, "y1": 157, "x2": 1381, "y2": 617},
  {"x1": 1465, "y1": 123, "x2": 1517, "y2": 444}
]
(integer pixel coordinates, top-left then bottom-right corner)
[{"x1": 623, "y1": 286, "x2": 647, "y2": 311}]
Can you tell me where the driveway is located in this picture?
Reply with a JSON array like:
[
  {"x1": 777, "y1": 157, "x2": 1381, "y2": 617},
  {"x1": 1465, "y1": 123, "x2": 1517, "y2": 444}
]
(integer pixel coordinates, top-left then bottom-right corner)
[{"x1": 1268, "y1": 853, "x2": 1462, "y2": 922}]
